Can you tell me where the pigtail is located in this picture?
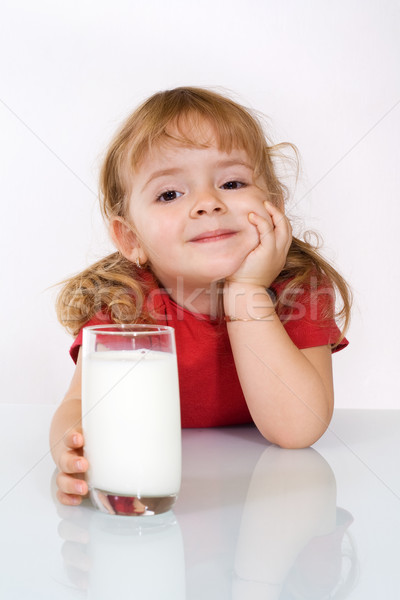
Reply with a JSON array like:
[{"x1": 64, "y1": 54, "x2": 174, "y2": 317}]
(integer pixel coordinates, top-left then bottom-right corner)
[
  {"x1": 55, "y1": 252, "x2": 153, "y2": 337},
  {"x1": 274, "y1": 235, "x2": 352, "y2": 349}
]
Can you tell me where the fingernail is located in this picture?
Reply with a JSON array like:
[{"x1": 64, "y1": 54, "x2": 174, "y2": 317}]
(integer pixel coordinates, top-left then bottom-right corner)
[
  {"x1": 76, "y1": 460, "x2": 84, "y2": 471},
  {"x1": 72, "y1": 434, "x2": 79, "y2": 445},
  {"x1": 76, "y1": 482, "x2": 85, "y2": 494}
]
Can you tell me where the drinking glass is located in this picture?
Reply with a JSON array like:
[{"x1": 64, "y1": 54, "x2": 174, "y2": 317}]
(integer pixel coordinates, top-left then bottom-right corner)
[{"x1": 82, "y1": 324, "x2": 181, "y2": 516}]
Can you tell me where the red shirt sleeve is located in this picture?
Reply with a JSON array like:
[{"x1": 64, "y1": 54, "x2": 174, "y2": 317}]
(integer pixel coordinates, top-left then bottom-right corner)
[
  {"x1": 69, "y1": 311, "x2": 113, "y2": 363},
  {"x1": 271, "y1": 278, "x2": 349, "y2": 353}
]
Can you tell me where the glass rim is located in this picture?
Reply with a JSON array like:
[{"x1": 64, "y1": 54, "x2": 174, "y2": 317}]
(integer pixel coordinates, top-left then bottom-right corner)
[{"x1": 84, "y1": 324, "x2": 174, "y2": 336}]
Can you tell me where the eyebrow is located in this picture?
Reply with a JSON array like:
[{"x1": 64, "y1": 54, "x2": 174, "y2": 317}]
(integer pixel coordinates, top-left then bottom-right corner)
[
  {"x1": 215, "y1": 159, "x2": 253, "y2": 170},
  {"x1": 141, "y1": 168, "x2": 183, "y2": 192},
  {"x1": 141, "y1": 159, "x2": 253, "y2": 192}
]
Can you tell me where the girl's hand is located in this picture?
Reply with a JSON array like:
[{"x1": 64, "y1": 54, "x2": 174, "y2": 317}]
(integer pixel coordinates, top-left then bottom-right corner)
[
  {"x1": 227, "y1": 199, "x2": 292, "y2": 289},
  {"x1": 56, "y1": 430, "x2": 89, "y2": 506}
]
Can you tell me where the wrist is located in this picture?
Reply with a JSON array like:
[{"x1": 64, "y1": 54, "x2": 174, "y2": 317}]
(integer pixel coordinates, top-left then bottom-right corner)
[{"x1": 223, "y1": 282, "x2": 275, "y2": 321}]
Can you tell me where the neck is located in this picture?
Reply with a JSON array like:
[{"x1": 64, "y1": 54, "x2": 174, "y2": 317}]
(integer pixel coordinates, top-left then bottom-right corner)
[{"x1": 159, "y1": 277, "x2": 223, "y2": 317}]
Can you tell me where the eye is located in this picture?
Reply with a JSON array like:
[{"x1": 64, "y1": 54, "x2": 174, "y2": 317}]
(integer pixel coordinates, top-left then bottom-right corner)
[
  {"x1": 221, "y1": 180, "x2": 246, "y2": 190},
  {"x1": 156, "y1": 190, "x2": 183, "y2": 202}
]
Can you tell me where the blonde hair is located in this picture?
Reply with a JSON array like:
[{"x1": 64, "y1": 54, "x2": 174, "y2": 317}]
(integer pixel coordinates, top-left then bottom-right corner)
[{"x1": 56, "y1": 87, "x2": 351, "y2": 345}]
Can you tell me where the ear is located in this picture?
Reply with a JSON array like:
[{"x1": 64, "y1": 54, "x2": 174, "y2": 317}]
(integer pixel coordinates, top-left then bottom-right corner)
[{"x1": 109, "y1": 217, "x2": 148, "y2": 265}]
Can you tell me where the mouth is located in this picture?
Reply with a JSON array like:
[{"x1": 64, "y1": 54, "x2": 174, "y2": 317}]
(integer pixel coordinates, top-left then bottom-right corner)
[{"x1": 189, "y1": 229, "x2": 238, "y2": 243}]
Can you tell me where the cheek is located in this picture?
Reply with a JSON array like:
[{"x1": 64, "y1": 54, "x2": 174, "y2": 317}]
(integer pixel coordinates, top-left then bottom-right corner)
[
  {"x1": 138, "y1": 218, "x2": 177, "y2": 258},
  {"x1": 239, "y1": 195, "x2": 268, "y2": 230}
]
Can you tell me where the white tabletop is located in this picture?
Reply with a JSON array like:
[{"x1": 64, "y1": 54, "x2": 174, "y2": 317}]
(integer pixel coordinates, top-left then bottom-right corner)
[{"x1": 1, "y1": 404, "x2": 399, "y2": 599}]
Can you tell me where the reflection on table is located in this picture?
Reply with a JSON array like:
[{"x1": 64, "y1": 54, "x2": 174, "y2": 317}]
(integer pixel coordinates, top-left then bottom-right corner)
[
  {"x1": 53, "y1": 429, "x2": 356, "y2": 599},
  {"x1": 233, "y1": 446, "x2": 356, "y2": 599}
]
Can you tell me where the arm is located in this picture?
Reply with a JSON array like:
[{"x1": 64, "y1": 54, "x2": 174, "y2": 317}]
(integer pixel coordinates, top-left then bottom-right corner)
[
  {"x1": 49, "y1": 348, "x2": 89, "y2": 505},
  {"x1": 224, "y1": 201, "x2": 334, "y2": 448}
]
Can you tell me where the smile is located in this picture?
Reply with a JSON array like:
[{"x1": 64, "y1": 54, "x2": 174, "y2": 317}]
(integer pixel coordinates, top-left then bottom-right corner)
[{"x1": 189, "y1": 229, "x2": 238, "y2": 243}]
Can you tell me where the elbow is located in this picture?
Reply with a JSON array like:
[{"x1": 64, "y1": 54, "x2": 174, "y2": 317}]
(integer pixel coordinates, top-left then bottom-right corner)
[
  {"x1": 254, "y1": 393, "x2": 334, "y2": 449},
  {"x1": 271, "y1": 435, "x2": 322, "y2": 450},
  {"x1": 258, "y1": 417, "x2": 332, "y2": 449}
]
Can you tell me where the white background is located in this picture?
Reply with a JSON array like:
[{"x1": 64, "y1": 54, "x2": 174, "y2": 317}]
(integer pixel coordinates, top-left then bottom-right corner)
[{"x1": 1, "y1": 0, "x2": 399, "y2": 408}]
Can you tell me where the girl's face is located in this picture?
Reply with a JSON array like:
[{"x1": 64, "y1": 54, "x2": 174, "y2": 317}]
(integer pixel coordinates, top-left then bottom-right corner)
[{"x1": 124, "y1": 122, "x2": 270, "y2": 295}]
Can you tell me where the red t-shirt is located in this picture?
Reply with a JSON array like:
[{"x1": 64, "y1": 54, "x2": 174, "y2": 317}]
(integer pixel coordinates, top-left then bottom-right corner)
[{"x1": 70, "y1": 273, "x2": 348, "y2": 428}]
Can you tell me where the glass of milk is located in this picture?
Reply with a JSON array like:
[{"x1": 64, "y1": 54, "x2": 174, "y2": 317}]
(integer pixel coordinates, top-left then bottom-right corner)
[{"x1": 82, "y1": 324, "x2": 181, "y2": 516}]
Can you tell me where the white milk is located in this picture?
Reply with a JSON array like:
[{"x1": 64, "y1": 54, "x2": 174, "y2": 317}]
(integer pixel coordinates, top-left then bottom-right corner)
[{"x1": 82, "y1": 350, "x2": 181, "y2": 496}]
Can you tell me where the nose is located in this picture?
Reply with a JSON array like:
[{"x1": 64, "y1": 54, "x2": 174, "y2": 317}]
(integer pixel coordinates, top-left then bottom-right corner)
[{"x1": 190, "y1": 189, "x2": 227, "y2": 217}]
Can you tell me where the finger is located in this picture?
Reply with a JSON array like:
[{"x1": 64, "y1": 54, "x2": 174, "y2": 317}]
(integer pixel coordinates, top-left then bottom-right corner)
[
  {"x1": 284, "y1": 219, "x2": 293, "y2": 252},
  {"x1": 263, "y1": 199, "x2": 287, "y2": 227},
  {"x1": 64, "y1": 430, "x2": 84, "y2": 450},
  {"x1": 57, "y1": 471, "x2": 89, "y2": 496},
  {"x1": 57, "y1": 489, "x2": 84, "y2": 506},
  {"x1": 263, "y1": 201, "x2": 292, "y2": 247},
  {"x1": 59, "y1": 451, "x2": 88, "y2": 475},
  {"x1": 275, "y1": 214, "x2": 292, "y2": 250},
  {"x1": 248, "y1": 211, "x2": 274, "y2": 239}
]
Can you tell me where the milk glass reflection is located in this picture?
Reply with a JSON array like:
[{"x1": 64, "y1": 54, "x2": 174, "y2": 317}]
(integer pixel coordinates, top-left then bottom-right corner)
[
  {"x1": 82, "y1": 325, "x2": 181, "y2": 516},
  {"x1": 233, "y1": 447, "x2": 357, "y2": 600},
  {"x1": 56, "y1": 505, "x2": 185, "y2": 598},
  {"x1": 88, "y1": 512, "x2": 185, "y2": 599}
]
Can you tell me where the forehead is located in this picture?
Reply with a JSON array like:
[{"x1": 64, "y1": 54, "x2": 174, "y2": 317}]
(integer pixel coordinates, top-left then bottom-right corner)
[
  {"x1": 165, "y1": 114, "x2": 217, "y2": 146},
  {"x1": 144, "y1": 141, "x2": 251, "y2": 168},
  {"x1": 135, "y1": 117, "x2": 254, "y2": 173}
]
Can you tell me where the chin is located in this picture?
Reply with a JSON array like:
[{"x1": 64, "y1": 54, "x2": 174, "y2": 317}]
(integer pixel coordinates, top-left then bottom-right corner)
[{"x1": 206, "y1": 261, "x2": 246, "y2": 283}]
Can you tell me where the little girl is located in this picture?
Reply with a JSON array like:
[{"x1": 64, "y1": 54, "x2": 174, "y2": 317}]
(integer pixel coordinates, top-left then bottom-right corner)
[{"x1": 50, "y1": 87, "x2": 351, "y2": 506}]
